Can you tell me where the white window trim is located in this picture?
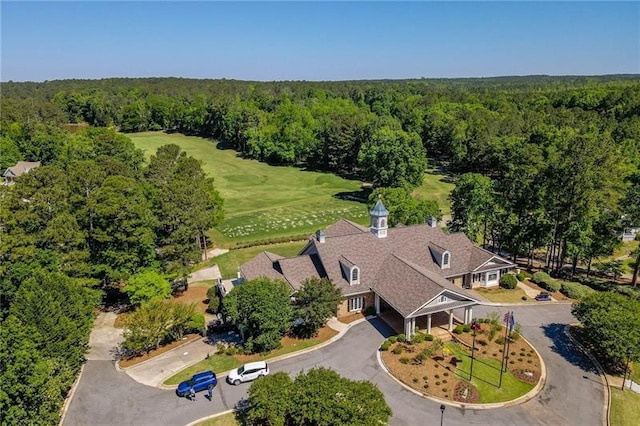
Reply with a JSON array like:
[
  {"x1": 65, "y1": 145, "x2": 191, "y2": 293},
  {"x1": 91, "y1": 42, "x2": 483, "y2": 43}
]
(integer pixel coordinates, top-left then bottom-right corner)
[
  {"x1": 350, "y1": 266, "x2": 360, "y2": 285},
  {"x1": 442, "y1": 251, "x2": 450, "y2": 269},
  {"x1": 437, "y1": 294, "x2": 448, "y2": 304},
  {"x1": 348, "y1": 296, "x2": 364, "y2": 312}
]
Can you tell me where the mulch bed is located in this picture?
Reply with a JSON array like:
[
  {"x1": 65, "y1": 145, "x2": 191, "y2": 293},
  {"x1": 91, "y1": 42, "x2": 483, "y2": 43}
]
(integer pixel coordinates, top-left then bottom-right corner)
[
  {"x1": 381, "y1": 325, "x2": 542, "y2": 402},
  {"x1": 453, "y1": 381, "x2": 479, "y2": 403}
]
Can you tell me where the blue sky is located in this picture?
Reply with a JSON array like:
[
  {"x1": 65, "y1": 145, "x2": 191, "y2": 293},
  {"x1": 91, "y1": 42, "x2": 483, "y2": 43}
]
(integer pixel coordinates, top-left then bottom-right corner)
[{"x1": 1, "y1": 1, "x2": 638, "y2": 82}]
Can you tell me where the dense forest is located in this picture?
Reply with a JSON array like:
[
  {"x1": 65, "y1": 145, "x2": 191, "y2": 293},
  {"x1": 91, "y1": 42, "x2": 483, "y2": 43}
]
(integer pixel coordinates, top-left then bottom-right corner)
[
  {"x1": 0, "y1": 126, "x2": 223, "y2": 424},
  {"x1": 1, "y1": 75, "x2": 640, "y2": 424}
]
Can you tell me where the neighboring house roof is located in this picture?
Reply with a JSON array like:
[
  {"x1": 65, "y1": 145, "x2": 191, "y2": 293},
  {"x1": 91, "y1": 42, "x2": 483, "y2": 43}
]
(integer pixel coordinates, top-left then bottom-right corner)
[
  {"x1": 241, "y1": 215, "x2": 514, "y2": 311},
  {"x1": 3, "y1": 161, "x2": 41, "y2": 178}
]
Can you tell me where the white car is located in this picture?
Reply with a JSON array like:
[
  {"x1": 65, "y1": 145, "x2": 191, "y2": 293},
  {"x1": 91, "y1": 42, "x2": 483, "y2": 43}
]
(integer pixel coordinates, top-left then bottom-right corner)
[{"x1": 226, "y1": 361, "x2": 269, "y2": 385}]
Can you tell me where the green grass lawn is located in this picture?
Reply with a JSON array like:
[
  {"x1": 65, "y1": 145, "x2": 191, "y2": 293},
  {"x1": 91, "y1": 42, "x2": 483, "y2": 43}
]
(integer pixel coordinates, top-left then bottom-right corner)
[
  {"x1": 445, "y1": 342, "x2": 534, "y2": 403},
  {"x1": 129, "y1": 132, "x2": 456, "y2": 247},
  {"x1": 195, "y1": 412, "x2": 240, "y2": 426},
  {"x1": 412, "y1": 167, "x2": 455, "y2": 216},
  {"x1": 474, "y1": 287, "x2": 531, "y2": 304},
  {"x1": 631, "y1": 362, "x2": 640, "y2": 384},
  {"x1": 129, "y1": 132, "x2": 369, "y2": 247},
  {"x1": 610, "y1": 387, "x2": 640, "y2": 426},
  {"x1": 211, "y1": 241, "x2": 306, "y2": 279},
  {"x1": 596, "y1": 240, "x2": 639, "y2": 275},
  {"x1": 164, "y1": 334, "x2": 327, "y2": 385}
]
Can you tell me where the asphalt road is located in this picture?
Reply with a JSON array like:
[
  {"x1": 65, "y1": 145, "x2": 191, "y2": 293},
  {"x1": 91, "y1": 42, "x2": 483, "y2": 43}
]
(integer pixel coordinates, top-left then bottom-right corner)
[{"x1": 63, "y1": 304, "x2": 604, "y2": 426}]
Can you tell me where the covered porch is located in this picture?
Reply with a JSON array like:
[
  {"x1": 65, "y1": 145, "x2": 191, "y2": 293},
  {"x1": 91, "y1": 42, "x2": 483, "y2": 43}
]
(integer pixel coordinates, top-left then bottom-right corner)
[{"x1": 374, "y1": 292, "x2": 477, "y2": 339}]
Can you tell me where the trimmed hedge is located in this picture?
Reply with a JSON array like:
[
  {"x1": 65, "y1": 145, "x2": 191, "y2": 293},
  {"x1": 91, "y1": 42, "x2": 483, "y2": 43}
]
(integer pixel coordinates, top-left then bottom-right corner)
[
  {"x1": 560, "y1": 281, "x2": 596, "y2": 299},
  {"x1": 532, "y1": 271, "x2": 561, "y2": 292},
  {"x1": 516, "y1": 270, "x2": 533, "y2": 281},
  {"x1": 499, "y1": 274, "x2": 518, "y2": 289}
]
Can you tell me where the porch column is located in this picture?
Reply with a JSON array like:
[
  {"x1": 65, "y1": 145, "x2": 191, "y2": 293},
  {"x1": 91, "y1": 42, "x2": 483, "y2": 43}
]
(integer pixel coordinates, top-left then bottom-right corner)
[
  {"x1": 411, "y1": 318, "x2": 416, "y2": 335},
  {"x1": 427, "y1": 314, "x2": 432, "y2": 334},
  {"x1": 404, "y1": 318, "x2": 412, "y2": 338},
  {"x1": 468, "y1": 307, "x2": 473, "y2": 323},
  {"x1": 448, "y1": 310, "x2": 454, "y2": 331},
  {"x1": 463, "y1": 307, "x2": 468, "y2": 324},
  {"x1": 374, "y1": 293, "x2": 380, "y2": 315}
]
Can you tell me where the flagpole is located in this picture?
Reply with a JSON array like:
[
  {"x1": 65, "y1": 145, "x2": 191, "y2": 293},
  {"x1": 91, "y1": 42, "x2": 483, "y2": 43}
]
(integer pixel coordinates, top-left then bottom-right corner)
[{"x1": 499, "y1": 312, "x2": 509, "y2": 387}]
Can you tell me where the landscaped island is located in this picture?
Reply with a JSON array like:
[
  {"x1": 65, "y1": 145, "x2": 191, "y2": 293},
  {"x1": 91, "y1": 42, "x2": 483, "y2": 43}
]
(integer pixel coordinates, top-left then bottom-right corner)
[{"x1": 381, "y1": 315, "x2": 541, "y2": 404}]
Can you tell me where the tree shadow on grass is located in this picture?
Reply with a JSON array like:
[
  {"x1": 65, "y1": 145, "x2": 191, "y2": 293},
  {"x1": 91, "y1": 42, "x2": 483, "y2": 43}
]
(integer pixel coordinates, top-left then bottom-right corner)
[{"x1": 543, "y1": 323, "x2": 598, "y2": 374}]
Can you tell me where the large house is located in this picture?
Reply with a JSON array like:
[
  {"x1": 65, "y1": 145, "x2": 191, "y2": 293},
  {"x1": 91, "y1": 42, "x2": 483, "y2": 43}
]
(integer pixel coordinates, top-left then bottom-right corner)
[
  {"x1": 240, "y1": 200, "x2": 514, "y2": 338},
  {"x1": 3, "y1": 161, "x2": 41, "y2": 185}
]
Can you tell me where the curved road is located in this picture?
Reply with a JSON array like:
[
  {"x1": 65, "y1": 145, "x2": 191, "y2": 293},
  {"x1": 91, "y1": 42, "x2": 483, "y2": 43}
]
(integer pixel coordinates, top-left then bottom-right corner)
[{"x1": 64, "y1": 304, "x2": 604, "y2": 426}]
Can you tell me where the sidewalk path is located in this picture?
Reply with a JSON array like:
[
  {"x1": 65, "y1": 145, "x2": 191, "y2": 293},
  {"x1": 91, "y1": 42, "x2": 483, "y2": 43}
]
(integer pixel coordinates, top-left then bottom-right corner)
[
  {"x1": 124, "y1": 316, "x2": 352, "y2": 388},
  {"x1": 624, "y1": 379, "x2": 640, "y2": 394},
  {"x1": 188, "y1": 265, "x2": 221, "y2": 283},
  {"x1": 86, "y1": 312, "x2": 123, "y2": 361},
  {"x1": 123, "y1": 337, "x2": 218, "y2": 387}
]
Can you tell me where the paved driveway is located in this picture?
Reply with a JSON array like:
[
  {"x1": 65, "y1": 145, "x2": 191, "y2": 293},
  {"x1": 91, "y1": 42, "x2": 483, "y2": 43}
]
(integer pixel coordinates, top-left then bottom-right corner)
[{"x1": 64, "y1": 304, "x2": 604, "y2": 426}]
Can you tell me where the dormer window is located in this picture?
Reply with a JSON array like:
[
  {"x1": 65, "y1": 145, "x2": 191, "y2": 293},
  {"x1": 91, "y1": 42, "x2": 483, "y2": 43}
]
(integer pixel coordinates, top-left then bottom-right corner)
[
  {"x1": 442, "y1": 251, "x2": 450, "y2": 269},
  {"x1": 437, "y1": 294, "x2": 448, "y2": 304},
  {"x1": 350, "y1": 266, "x2": 360, "y2": 285}
]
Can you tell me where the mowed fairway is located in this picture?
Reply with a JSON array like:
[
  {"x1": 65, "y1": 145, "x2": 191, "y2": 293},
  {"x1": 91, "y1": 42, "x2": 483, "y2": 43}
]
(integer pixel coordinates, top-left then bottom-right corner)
[
  {"x1": 129, "y1": 132, "x2": 368, "y2": 246},
  {"x1": 129, "y1": 132, "x2": 454, "y2": 247}
]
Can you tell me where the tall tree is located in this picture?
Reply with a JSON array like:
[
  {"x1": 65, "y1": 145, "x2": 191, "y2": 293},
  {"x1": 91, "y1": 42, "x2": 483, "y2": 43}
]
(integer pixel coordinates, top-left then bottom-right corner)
[
  {"x1": 292, "y1": 278, "x2": 342, "y2": 339},
  {"x1": 369, "y1": 187, "x2": 441, "y2": 227},
  {"x1": 358, "y1": 125, "x2": 427, "y2": 189},
  {"x1": 145, "y1": 144, "x2": 224, "y2": 270},
  {"x1": 448, "y1": 173, "x2": 495, "y2": 245},
  {"x1": 222, "y1": 277, "x2": 292, "y2": 353}
]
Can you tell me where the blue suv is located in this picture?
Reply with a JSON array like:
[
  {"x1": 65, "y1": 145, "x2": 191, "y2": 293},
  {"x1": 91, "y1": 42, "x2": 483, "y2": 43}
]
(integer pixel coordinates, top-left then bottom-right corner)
[{"x1": 176, "y1": 371, "x2": 217, "y2": 397}]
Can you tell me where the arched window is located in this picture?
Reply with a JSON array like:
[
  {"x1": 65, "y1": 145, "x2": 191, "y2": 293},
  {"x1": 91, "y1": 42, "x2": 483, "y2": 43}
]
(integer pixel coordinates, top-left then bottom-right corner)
[
  {"x1": 443, "y1": 252, "x2": 450, "y2": 266},
  {"x1": 380, "y1": 217, "x2": 387, "y2": 228},
  {"x1": 351, "y1": 267, "x2": 359, "y2": 284}
]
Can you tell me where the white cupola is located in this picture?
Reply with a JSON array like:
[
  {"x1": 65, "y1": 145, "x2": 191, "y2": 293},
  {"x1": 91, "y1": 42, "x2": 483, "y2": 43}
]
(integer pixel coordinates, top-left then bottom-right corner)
[{"x1": 370, "y1": 199, "x2": 389, "y2": 239}]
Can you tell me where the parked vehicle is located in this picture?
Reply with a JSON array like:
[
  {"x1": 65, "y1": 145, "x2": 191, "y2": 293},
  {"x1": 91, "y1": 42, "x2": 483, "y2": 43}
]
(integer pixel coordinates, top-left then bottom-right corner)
[
  {"x1": 227, "y1": 361, "x2": 269, "y2": 385},
  {"x1": 176, "y1": 370, "x2": 217, "y2": 397},
  {"x1": 535, "y1": 291, "x2": 552, "y2": 302}
]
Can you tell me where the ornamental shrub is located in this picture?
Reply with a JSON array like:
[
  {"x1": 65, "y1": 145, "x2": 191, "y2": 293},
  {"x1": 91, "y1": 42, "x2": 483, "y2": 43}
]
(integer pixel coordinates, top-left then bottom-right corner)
[
  {"x1": 532, "y1": 271, "x2": 551, "y2": 285},
  {"x1": 453, "y1": 325, "x2": 464, "y2": 334},
  {"x1": 499, "y1": 274, "x2": 518, "y2": 289},
  {"x1": 560, "y1": 282, "x2": 596, "y2": 299},
  {"x1": 462, "y1": 324, "x2": 471, "y2": 332},
  {"x1": 397, "y1": 334, "x2": 407, "y2": 343},
  {"x1": 380, "y1": 342, "x2": 391, "y2": 351},
  {"x1": 425, "y1": 334, "x2": 434, "y2": 341},
  {"x1": 532, "y1": 271, "x2": 561, "y2": 292},
  {"x1": 392, "y1": 345, "x2": 403, "y2": 355},
  {"x1": 413, "y1": 333, "x2": 426, "y2": 344},
  {"x1": 388, "y1": 336, "x2": 397, "y2": 344}
]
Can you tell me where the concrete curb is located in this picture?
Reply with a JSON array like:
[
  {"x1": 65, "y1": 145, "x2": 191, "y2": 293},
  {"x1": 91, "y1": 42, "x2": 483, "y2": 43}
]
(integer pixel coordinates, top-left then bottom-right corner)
[
  {"x1": 185, "y1": 409, "x2": 235, "y2": 426},
  {"x1": 564, "y1": 324, "x2": 610, "y2": 426},
  {"x1": 376, "y1": 332, "x2": 547, "y2": 410},
  {"x1": 58, "y1": 362, "x2": 86, "y2": 426},
  {"x1": 115, "y1": 335, "x2": 206, "y2": 372},
  {"x1": 156, "y1": 316, "x2": 375, "y2": 390}
]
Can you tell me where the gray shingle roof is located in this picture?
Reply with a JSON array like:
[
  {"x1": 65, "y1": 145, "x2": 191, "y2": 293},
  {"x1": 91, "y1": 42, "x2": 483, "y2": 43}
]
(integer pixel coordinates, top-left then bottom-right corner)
[{"x1": 240, "y1": 220, "x2": 512, "y2": 315}]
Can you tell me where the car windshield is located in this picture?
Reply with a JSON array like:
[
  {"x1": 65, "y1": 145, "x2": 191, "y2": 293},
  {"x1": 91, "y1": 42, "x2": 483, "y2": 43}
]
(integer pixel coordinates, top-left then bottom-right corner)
[{"x1": 237, "y1": 366, "x2": 245, "y2": 375}]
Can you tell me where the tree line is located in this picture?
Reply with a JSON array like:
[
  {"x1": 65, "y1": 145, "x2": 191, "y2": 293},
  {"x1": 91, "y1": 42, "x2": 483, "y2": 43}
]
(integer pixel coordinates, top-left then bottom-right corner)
[{"x1": 0, "y1": 126, "x2": 223, "y2": 424}]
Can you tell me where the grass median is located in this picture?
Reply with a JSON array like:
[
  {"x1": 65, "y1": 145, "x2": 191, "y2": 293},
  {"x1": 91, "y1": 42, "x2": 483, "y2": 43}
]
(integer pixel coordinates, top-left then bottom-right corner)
[
  {"x1": 610, "y1": 387, "x2": 640, "y2": 426},
  {"x1": 164, "y1": 326, "x2": 338, "y2": 386}
]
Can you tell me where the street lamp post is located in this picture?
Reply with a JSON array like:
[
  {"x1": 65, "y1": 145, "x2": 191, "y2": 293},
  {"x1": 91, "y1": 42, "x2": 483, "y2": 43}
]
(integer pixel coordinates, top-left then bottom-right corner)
[
  {"x1": 622, "y1": 348, "x2": 633, "y2": 391},
  {"x1": 440, "y1": 404, "x2": 446, "y2": 426}
]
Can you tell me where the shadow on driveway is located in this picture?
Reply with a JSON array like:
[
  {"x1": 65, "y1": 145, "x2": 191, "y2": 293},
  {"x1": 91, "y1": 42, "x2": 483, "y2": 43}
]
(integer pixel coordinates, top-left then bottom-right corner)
[
  {"x1": 543, "y1": 323, "x2": 598, "y2": 374},
  {"x1": 366, "y1": 316, "x2": 396, "y2": 339}
]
